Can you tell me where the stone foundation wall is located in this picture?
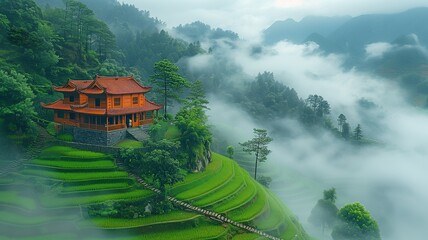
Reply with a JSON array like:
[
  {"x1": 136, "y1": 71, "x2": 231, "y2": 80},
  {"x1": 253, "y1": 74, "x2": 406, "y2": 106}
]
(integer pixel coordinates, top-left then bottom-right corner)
[
  {"x1": 72, "y1": 128, "x2": 127, "y2": 146},
  {"x1": 106, "y1": 129, "x2": 127, "y2": 146}
]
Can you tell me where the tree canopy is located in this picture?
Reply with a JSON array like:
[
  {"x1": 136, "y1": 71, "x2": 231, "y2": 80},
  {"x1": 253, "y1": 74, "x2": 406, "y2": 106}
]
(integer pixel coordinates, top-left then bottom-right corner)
[
  {"x1": 309, "y1": 188, "x2": 339, "y2": 233},
  {"x1": 332, "y1": 203, "x2": 381, "y2": 240},
  {"x1": 0, "y1": 70, "x2": 35, "y2": 132},
  {"x1": 150, "y1": 59, "x2": 190, "y2": 117},
  {"x1": 240, "y1": 128, "x2": 272, "y2": 179}
]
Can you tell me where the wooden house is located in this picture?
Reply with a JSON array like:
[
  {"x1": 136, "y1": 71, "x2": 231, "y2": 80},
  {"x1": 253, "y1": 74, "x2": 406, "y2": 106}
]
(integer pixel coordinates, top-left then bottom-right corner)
[{"x1": 41, "y1": 76, "x2": 161, "y2": 145}]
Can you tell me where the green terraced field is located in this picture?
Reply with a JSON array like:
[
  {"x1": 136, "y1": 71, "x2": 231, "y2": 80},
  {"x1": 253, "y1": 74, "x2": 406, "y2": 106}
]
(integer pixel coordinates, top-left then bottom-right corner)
[
  {"x1": 212, "y1": 171, "x2": 257, "y2": 213},
  {"x1": 0, "y1": 190, "x2": 38, "y2": 210},
  {"x1": 0, "y1": 145, "x2": 309, "y2": 240},
  {"x1": 21, "y1": 169, "x2": 129, "y2": 181},
  {"x1": 175, "y1": 156, "x2": 234, "y2": 200},
  {"x1": 96, "y1": 224, "x2": 230, "y2": 240},
  {"x1": 83, "y1": 211, "x2": 200, "y2": 228},
  {"x1": 0, "y1": 209, "x2": 79, "y2": 225},
  {"x1": 29, "y1": 159, "x2": 116, "y2": 169},
  {"x1": 231, "y1": 233, "x2": 261, "y2": 240},
  {"x1": 227, "y1": 185, "x2": 268, "y2": 222},
  {"x1": 168, "y1": 152, "x2": 310, "y2": 239},
  {"x1": 193, "y1": 166, "x2": 245, "y2": 207},
  {"x1": 41, "y1": 189, "x2": 153, "y2": 207},
  {"x1": 61, "y1": 182, "x2": 131, "y2": 192}
]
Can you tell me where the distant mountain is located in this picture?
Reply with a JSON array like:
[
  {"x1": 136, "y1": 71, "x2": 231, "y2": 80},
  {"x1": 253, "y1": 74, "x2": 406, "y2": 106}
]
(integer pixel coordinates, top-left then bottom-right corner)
[
  {"x1": 327, "y1": 7, "x2": 428, "y2": 57},
  {"x1": 263, "y1": 16, "x2": 351, "y2": 45},
  {"x1": 304, "y1": 32, "x2": 343, "y2": 53},
  {"x1": 264, "y1": 7, "x2": 428, "y2": 106},
  {"x1": 363, "y1": 34, "x2": 428, "y2": 75},
  {"x1": 265, "y1": 8, "x2": 428, "y2": 55}
]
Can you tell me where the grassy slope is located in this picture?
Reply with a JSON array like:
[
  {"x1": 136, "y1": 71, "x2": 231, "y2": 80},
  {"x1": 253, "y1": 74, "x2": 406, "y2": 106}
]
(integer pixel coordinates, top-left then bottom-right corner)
[{"x1": 0, "y1": 146, "x2": 308, "y2": 240}]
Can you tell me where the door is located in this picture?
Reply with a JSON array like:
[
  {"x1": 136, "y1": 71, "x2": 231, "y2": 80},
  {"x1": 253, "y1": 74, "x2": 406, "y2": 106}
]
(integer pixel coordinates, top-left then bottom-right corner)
[{"x1": 126, "y1": 114, "x2": 132, "y2": 128}]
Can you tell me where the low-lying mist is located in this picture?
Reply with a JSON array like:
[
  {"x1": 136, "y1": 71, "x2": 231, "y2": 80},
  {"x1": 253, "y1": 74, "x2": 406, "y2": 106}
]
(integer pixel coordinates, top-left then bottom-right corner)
[{"x1": 186, "y1": 39, "x2": 428, "y2": 240}]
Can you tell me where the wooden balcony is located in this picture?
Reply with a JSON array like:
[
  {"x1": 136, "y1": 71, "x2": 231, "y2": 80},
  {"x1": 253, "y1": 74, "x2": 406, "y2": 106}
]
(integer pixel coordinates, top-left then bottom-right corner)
[
  {"x1": 79, "y1": 123, "x2": 126, "y2": 131},
  {"x1": 139, "y1": 118, "x2": 154, "y2": 125}
]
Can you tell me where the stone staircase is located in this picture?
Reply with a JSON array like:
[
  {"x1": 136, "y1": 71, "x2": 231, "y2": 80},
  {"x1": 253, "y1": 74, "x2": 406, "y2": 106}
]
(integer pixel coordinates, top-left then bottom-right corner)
[{"x1": 126, "y1": 126, "x2": 150, "y2": 141}]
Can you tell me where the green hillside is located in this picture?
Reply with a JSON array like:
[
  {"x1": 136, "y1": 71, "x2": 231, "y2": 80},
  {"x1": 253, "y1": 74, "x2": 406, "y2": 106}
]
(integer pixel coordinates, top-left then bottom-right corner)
[{"x1": 0, "y1": 146, "x2": 309, "y2": 240}]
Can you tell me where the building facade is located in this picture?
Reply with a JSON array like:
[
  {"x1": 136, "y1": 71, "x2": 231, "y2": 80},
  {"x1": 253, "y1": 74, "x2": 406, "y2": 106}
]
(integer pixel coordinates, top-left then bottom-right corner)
[{"x1": 42, "y1": 76, "x2": 161, "y2": 145}]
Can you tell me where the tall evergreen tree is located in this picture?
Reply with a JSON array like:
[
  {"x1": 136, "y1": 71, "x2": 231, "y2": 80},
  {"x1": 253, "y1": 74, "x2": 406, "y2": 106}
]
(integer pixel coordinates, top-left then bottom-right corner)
[
  {"x1": 342, "y1": 122, "x2": 350, "y2": 140},
  {"x1": 353, "y1": 124, "x2": 363, "y2": 141},
  {"x1": 150, "y1": 59, "x2": 189, "y2": 118},
  {"x1": 337, "y1": 114, "x2": 347, "y2": 132},
  {"x1": 185, "y1": 80, "x2": 209, "y2": 109},
  {"x1": 239, "y1": 128, "x2": 272, "y2": 179}
]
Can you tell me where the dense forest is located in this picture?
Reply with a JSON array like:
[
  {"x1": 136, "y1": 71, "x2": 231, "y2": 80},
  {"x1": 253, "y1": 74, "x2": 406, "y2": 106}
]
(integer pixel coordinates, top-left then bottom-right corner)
[{"x1": 0, "y1": 0, "x2": 364, "y2": 143}]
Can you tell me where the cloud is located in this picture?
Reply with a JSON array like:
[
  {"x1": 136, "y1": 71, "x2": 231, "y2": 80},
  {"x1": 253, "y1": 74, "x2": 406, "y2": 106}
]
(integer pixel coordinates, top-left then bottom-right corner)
[
  {"x1": 187, "y1": 37, "x2": 428, "y2": 239},
  {"x1": 365, "y1": 42, "x2": 394, "y2": 59},
  {"x1": 117, "y1": 1, "x2": 428, "y2": 238}
]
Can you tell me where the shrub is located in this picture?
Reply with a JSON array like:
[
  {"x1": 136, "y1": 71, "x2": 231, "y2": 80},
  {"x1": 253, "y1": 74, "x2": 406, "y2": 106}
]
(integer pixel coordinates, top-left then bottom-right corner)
[
  {"x1": 46, "y1": 122, "x2": 56, "y2": 136},
  {"x1": 57, "y1": 134, "x2": 73, "y2": 142}
]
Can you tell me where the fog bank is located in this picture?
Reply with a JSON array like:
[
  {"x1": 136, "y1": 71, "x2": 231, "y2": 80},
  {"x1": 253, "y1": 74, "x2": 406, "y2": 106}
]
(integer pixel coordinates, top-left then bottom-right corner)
[{"x1": 195, "y1": 40, "x2": 428, "y2": 239}]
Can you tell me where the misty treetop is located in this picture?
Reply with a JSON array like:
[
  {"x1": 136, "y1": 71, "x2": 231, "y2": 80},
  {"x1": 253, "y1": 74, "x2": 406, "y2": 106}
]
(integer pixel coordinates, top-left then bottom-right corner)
[
  {"x1": 174, "y1": 21, "x2": 239, "y2": 43},
  {"x1": 150, "y1": 59, "x2": 190, "y2": 117},
  {"x1": 309, "y1": 188, "x2": 339, "y2": 233},
  {"x1": 240, "y1": 128, "x2": 272, "y2": 180},
  {"x1": 332, "y1": 202, "x2": 381, "y2": 240}
]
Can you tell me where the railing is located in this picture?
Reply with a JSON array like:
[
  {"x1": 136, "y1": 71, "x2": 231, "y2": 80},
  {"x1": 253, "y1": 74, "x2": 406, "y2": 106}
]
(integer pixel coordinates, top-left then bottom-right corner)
[
  {"x1": 79, "y1": 123, "x2": 107, "y2": 131},
  {"x1": 107, "y1": 124, "x2": 126, "y2": 131},
  {"x1": 139, "y1": 119, "x2": 153, "y2": 125},
  {"x1": 79, "y1": 123, "x2": 127, "y2": 132}
]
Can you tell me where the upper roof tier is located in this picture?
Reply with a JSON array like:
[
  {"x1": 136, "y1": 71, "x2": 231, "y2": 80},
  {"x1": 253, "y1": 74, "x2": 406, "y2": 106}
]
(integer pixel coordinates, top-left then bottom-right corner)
[{"x1": 53, "y1": 76, "x2": 152, "y2": 95}]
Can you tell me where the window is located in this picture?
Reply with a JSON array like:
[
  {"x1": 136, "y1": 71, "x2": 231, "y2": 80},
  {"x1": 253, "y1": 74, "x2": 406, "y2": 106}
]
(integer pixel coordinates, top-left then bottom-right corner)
[
  {"x1": 69, "y1": 95, "x2": 75, "y2": 102},
  {"x1": 69, "y1": 113, "x2": 76, "y2": 120},
  {"x1": 57, "y1": 111, "x2": 64, "y2": 119},
  {"x1": 99, "y1": 117, "x2": 106, "y2": 125},
  {"x1": 133, "y1": 97, "x2": 138, "y2": 104},
  {"x1": 114, "y1": 98, "x2": 120, "y2": 106},
  {"x1": 108, "y1": 117, "x2": 114, "y2": 125},
  {"x1": 134, "y1": 113, "x2": 137, "y2": 122},
  {"x1": 95, "y1": 98, "x2": 100, "y2": 107},
  {"x1": 146, "y1": 111, "x2": 153, "y2": 119}
]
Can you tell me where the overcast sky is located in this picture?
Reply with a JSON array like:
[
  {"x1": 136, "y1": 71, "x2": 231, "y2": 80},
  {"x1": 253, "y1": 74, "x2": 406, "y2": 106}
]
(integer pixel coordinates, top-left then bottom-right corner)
[{"x1": 121, "y1": 0, "x2": 428, "y2": 39}]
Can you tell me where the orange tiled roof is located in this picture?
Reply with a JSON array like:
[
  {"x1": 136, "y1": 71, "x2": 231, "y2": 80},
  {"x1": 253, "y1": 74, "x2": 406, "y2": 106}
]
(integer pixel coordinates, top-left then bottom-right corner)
[
  {"x1": 53, "y1": 80, "x2": 94, "y2": 93},
  {"x1": 80, "y1": 88, "x2": 104, "y2": 95},
  {"x1": 95, "y1": 76, "x2": 151, "y2": 95},
  {"x1": 53, "y1": 76, "x2": 151, "y2": 95},
  {"x1": 40, "y1": 100, "x2": 71, "y2": 111},
  {"x1": 107, "y1": 100, "x2": 162, "y2": 116},
  {"x1": 69, "y1": 80, "x2": 94, "y2": 90}
]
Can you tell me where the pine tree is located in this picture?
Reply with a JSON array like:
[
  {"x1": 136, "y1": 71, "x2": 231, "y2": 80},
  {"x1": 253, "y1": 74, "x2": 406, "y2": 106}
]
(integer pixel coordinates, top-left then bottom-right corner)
[
  {"x1": 353, "y1": 124, "x2": 363, "y2": 141},
  {"x1": 239, "y1": 128, "x2": 272, "y2": 179}
]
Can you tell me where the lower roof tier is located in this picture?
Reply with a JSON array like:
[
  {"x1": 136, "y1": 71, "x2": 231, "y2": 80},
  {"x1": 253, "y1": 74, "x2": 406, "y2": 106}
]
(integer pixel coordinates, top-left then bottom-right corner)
[{"x1": 41, "y1": 99, "x2": 161, "y2": 116}]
